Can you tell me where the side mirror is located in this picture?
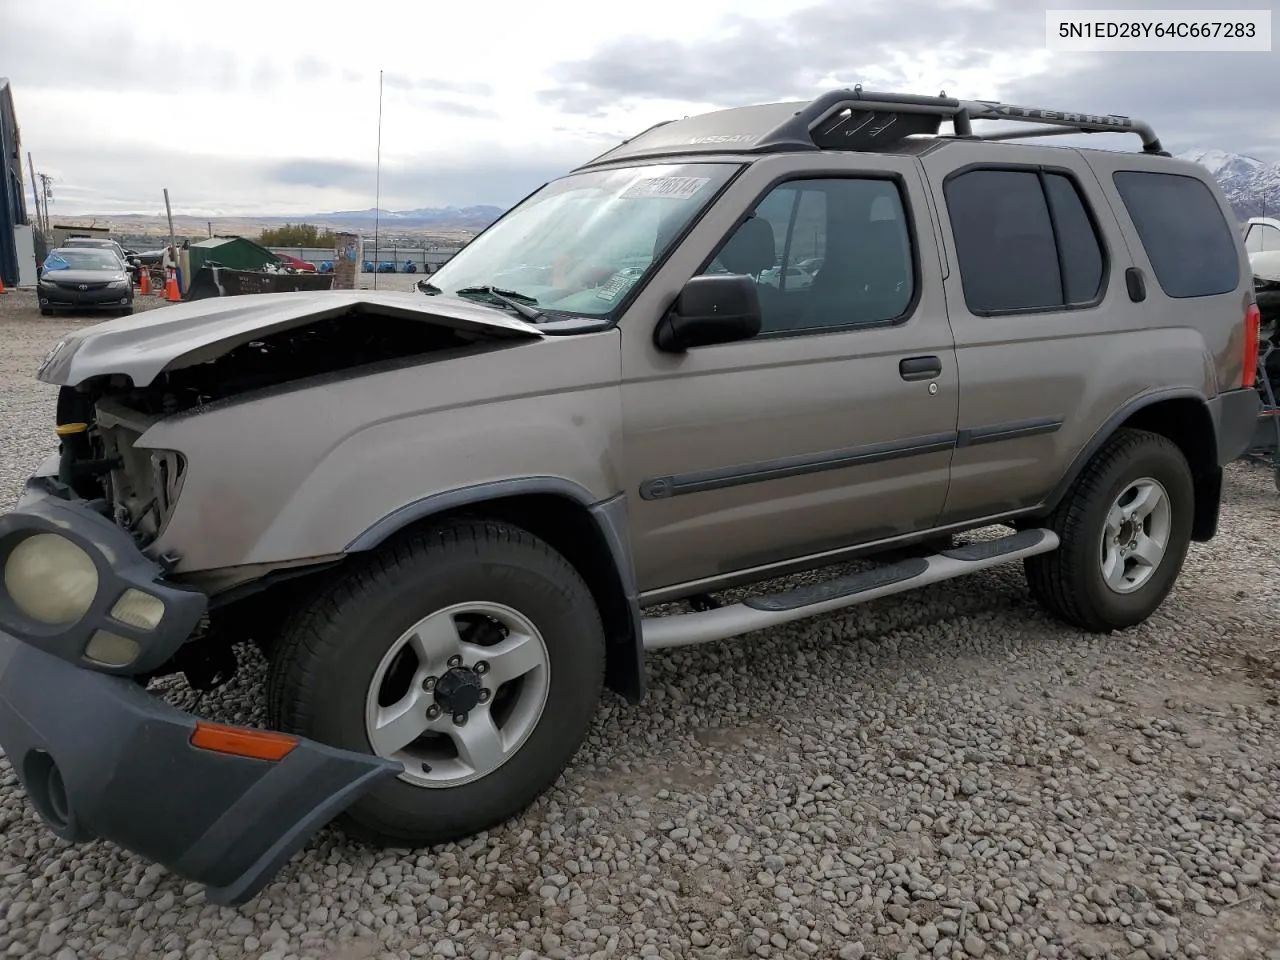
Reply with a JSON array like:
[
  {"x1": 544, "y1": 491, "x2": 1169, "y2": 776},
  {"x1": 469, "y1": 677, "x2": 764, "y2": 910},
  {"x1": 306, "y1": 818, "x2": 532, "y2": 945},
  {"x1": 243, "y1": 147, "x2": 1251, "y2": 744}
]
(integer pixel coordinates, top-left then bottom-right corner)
[{"x1": 653, "y1": 274, "x2": 763, "y2": 353}]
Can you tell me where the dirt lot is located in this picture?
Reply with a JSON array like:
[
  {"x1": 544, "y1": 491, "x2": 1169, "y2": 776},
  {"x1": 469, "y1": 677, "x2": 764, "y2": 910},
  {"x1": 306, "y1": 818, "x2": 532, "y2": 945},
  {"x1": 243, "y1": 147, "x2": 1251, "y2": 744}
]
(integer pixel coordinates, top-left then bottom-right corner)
[{"x1": 1, "y1": 287, "x2": 1279, "y2": 960}]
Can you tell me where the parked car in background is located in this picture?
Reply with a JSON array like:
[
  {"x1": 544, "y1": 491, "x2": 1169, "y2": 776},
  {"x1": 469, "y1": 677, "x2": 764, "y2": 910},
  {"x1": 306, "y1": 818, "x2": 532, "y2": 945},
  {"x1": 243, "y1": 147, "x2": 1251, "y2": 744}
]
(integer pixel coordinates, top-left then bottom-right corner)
[
  {"x1": 62, "y1": 237, "x2": 141, "y2": 283},
  {"x1": 1245, "y1": 216, "x2": 1280, "y2": 254},
  {"x1": 35, "y1": 247, "x2": 135, "y2": 316},
  {"x1": 132, "y1": 248, "x2": 168, "y2": 266},
  {"x1": 760, "y1": 264, "x2": 815, "y2": 289},
  {"x1": 274, "y1": 252, "x2": 318, "y2": 273}
]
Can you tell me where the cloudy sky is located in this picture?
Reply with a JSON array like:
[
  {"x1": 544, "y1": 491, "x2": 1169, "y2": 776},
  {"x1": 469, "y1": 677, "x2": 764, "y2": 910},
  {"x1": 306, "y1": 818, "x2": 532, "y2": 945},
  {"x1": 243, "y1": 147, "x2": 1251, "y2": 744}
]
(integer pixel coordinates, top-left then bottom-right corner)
[{"x1": 0, "y1": 0, "x2": 1275, "y2": 217}]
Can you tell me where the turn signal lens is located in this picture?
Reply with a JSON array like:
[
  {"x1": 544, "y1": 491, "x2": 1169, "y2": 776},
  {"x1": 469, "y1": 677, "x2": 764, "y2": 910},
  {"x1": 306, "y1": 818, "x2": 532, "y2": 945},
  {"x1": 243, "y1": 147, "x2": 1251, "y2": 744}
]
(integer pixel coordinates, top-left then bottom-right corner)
[
  {"x1": 110, "y1": 589, "x2": 166, "y2": 630},
  {"x1": 190, "y1": 722, "x2": 298, "y2": 762},
  {"x1": 3, "y1": 534, "x2": 99, "y2": 625}
]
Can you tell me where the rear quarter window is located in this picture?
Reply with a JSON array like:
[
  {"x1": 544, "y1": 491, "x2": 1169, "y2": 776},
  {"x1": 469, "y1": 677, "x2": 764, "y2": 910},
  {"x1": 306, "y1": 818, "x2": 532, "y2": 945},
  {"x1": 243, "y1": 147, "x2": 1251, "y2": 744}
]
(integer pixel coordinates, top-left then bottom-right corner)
[{"x1": 1112, "y1": 170, "x2": 1240, "y2": 298}]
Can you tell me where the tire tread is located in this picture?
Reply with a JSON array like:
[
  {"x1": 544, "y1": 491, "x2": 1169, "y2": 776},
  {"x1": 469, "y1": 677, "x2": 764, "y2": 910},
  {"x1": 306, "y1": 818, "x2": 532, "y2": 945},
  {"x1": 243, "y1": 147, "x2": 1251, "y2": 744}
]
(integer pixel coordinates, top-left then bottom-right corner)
[
  {"x1": 266, "y1": 518, "x2": 605, "y2": 845},
  {"x1": 1026, "y1": 427, "x2": 1189, "y2": 633}
]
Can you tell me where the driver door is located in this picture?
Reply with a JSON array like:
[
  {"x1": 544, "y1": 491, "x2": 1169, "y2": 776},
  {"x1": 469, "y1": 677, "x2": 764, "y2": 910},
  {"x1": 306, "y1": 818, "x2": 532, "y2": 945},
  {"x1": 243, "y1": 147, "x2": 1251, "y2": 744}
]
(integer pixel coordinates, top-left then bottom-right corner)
[{"x1": 618, "y1": 153, "x2": 959, "y2": 597}]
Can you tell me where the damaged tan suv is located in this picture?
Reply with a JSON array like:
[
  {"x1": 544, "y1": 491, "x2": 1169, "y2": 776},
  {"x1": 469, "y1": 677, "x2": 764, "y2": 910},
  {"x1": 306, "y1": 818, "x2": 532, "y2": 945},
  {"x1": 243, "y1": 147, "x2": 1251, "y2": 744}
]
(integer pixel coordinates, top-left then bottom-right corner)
[{"x1": 0, "y1": 87, "x2": 1262, "y2": 904}]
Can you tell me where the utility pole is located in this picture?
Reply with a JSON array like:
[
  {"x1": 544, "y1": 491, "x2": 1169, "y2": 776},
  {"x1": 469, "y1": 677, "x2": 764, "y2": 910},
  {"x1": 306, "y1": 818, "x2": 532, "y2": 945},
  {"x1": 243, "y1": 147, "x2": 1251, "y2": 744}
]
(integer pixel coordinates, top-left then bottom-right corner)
[
  {"x1": 36, "y1": 173, "x2": 54, "y2": 235},
  {"x1": 163, "y1": 188, "x2": 177, "y2": 252},
  {"x1": 25, "y1": 152, "x2": 41, "y2": 234}
]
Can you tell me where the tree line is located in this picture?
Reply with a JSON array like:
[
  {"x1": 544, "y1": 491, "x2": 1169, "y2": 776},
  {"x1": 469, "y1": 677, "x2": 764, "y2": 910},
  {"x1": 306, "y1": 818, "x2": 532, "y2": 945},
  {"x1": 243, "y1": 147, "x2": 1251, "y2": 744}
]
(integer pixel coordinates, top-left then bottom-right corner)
[{"x1": 258, "y1": 223, "x2": 337, "y2": 247}]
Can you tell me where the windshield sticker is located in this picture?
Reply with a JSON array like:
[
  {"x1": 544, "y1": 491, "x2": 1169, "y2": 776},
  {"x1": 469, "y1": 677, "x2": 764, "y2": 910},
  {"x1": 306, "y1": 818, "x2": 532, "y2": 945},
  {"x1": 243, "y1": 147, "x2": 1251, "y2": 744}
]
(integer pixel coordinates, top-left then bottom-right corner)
[
  {"x1": 595, "y1": 272, "x2": 634, "y2": 302},
  {"x1": 621, "y1": 176, "x2": 711, "y2": 201}
]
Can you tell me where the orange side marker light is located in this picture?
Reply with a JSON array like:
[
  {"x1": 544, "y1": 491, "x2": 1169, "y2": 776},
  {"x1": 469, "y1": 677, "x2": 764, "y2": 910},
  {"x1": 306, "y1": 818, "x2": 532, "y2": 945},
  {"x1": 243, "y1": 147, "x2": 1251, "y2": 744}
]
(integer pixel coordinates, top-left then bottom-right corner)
[{"x1": 190, "y1": 721, "x2": 298, "y2": 762}]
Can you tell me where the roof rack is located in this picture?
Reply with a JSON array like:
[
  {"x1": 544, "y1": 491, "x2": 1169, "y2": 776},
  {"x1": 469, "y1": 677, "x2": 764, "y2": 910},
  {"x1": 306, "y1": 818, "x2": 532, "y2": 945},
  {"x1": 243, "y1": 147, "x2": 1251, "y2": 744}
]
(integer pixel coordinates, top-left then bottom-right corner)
[{"x1": 577, "y1": 86, "x2": 1168, "y2": 169}]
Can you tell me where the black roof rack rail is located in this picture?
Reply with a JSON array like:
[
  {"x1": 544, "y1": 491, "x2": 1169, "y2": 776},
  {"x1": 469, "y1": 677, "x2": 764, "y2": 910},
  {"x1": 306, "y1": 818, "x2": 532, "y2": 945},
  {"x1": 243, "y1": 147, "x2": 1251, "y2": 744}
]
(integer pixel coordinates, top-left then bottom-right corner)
[
  {"x1": 769, "y1": 86, "x2": 1168, "y2": 156},
  {"x1": 577, "y1": 86, "x2": 1168, "y2": 170}
]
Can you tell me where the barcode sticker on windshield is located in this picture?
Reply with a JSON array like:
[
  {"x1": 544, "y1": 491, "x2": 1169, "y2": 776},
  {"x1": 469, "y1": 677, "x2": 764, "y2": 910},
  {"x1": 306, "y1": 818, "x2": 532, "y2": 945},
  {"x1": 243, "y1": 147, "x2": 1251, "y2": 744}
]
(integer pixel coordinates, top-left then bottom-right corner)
[
  {"x1": 596, "y1": 273, "x2": 630, "y2": 301},
  {"x1": 621, "y1": 176, "x2": 710, "y2": 201}
]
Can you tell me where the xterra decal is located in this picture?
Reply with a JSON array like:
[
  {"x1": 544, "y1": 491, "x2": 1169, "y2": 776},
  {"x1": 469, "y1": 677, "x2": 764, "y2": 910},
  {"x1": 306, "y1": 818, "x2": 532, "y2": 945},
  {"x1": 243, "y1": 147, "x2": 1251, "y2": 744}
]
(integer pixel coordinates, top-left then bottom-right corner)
[{"x1": 973, "y1": 102, "x2": 1133, "y2": 129}]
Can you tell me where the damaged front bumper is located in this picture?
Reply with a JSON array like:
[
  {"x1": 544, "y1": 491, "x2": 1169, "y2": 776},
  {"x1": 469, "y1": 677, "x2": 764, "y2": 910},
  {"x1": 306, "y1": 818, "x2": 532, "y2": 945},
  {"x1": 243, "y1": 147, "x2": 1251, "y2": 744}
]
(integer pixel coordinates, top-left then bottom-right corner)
[{"x1": 0, "y1": 477, "x2": 399, "y2": 905}]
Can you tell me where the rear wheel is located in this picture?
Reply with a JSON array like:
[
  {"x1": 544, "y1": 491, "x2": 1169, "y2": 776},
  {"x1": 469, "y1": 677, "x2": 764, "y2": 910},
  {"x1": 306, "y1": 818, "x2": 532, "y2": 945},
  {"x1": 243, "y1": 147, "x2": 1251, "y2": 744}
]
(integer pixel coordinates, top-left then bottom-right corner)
[
  {"x1": 267, "y1": 519, "x2": 605, "y2": 845},
  {"x1": 1026, "y1": 428, "x2": 1194, "y2": 632}
]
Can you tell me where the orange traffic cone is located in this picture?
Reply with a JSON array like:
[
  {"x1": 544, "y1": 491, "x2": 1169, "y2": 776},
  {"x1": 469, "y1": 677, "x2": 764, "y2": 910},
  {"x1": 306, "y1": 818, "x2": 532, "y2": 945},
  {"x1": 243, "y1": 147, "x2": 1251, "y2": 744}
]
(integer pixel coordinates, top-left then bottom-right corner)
[
  {"x1": 138, "y1": 269, "x2": 151, "y2": 296},
  {"x1": 164, "y1": 271, "x2": 181, "y2": 303}
]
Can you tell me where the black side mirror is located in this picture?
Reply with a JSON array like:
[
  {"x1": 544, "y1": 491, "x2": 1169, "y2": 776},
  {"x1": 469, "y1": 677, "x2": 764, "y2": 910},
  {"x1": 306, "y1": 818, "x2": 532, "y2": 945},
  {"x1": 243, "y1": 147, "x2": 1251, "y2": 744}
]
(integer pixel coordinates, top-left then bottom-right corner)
[{"x1": 654, "y1": 274, "x2": 763, "y2": 353}]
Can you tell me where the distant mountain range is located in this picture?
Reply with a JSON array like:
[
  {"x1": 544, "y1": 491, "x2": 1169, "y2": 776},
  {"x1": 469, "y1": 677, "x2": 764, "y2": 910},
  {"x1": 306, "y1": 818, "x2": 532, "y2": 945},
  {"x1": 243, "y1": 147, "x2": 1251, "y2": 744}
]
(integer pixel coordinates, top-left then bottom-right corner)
[
  {"x1": 55, "y1": 205, "x2": 508, "y2": 241},
  {"x1": 304, "y1": 205, "x2": 506, "y2": 231},
  {"x1": 1178, "y1": 149, "x2": 1280, "y2": 221}
]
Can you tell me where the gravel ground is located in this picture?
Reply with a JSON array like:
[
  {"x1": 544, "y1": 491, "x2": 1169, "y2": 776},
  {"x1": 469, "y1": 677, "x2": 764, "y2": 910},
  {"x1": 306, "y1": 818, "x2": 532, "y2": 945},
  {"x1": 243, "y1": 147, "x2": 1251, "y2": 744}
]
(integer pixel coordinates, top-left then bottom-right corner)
[{"x1": 1, "y1": 290, "x2": 1280, "y2": 960}]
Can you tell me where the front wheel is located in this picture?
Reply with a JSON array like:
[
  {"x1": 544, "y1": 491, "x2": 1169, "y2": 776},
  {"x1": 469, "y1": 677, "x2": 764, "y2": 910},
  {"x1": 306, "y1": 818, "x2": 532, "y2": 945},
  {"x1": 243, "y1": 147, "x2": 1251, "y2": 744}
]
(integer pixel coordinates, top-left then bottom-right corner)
[
  {"x1": 1026, "y1": 428, "x2": 1194, "y2": 632},
  {"x1": 266, "y1": 519, "x2": 605, "y2": 846}
]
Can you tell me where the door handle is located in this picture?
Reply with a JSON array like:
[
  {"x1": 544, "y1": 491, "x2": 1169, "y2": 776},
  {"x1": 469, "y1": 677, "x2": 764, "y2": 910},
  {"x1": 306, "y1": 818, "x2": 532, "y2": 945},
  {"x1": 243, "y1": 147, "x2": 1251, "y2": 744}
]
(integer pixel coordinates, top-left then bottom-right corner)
[{"x1": 899, "y1": 355, "x2": 941, "y2": 381}]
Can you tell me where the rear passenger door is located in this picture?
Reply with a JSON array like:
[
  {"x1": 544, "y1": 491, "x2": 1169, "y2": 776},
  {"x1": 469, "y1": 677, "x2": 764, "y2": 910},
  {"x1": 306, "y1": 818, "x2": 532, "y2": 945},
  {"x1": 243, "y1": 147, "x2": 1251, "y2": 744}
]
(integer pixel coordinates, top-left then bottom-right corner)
[
  {"x1": 922, "y1": 146, "x2": 1235, "y2": 525},
  {"x1": 921, "y1": 148, "x2": 1127, "y2": 523}
]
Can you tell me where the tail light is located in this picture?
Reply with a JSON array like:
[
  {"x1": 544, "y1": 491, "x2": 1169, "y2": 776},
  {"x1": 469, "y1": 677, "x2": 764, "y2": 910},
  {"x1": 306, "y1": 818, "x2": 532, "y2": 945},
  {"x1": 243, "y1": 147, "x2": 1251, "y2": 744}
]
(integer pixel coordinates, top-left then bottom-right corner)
[{"x1": 1243, "y1": 303, "x2": 1260, "y2": 389}]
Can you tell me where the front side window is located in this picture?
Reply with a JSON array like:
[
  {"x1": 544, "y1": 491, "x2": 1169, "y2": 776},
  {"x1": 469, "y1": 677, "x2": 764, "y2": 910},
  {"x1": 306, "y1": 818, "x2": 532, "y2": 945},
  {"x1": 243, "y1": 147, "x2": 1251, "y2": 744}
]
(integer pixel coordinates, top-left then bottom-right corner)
[
  {"x1": 944, "y1": 167, "x2": 1106, "y2": 315},
  {"x1": 699, "y1": 177, "x2": 915, "y2": 335},
  {"x1": 424, "y1": 162, "x2": 739, "y2": 319}
]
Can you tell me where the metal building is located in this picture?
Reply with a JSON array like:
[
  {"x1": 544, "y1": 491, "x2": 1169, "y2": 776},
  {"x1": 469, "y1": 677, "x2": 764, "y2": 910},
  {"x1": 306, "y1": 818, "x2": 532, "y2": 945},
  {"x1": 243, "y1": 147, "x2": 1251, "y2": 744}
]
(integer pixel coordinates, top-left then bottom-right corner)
[{"x1": 0, "y1": 79, "x2": 32, "y2": 289}]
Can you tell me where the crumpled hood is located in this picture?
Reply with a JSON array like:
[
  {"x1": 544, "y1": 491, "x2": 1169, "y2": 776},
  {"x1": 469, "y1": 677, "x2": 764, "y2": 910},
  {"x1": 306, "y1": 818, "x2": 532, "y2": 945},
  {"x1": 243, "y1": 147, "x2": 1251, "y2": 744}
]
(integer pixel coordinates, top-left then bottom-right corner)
[{"x1": 36, "y1": 289, "x2": 543, "y2": 388}]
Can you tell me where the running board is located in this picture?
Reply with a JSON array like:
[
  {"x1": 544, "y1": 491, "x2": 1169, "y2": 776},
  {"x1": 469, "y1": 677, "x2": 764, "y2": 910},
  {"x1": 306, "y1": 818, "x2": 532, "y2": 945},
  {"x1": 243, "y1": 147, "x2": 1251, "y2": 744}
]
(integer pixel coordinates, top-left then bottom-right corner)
[{"x1": 641, "y1": 528, "x2": 1059, "y2": 651}]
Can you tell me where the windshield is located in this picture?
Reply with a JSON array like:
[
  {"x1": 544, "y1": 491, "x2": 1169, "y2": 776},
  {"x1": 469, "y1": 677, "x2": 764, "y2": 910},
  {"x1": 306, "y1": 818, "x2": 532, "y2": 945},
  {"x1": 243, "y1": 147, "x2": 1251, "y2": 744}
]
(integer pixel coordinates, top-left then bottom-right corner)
[
  {"x1": 426, "y1": 162, "x2": 740, "y2": 318},
  {"x1": 44, "y1": 249, "x2": 122, "y2": 271}
]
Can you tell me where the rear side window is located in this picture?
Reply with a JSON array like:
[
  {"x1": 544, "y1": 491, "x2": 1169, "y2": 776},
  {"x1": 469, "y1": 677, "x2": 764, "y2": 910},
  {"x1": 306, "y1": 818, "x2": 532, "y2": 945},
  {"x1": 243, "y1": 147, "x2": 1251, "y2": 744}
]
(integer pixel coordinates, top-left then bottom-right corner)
[
  {"x1": 944, "y1": 167, "x2": 1106, "y2": 315},
  {"x1": 1112, "y1": 171, "x2": 1239, "y2": 298}
]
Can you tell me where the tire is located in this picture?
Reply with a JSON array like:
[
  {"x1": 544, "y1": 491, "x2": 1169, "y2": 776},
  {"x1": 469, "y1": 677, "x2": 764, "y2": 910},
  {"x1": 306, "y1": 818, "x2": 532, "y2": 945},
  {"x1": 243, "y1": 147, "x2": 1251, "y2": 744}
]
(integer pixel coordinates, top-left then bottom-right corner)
[
  {"x1": 118, "y1": 307, "x2": 133, "y2": 316},
  {"x1": 39, "y1": 308, "x2": 53, "y2": 317},
  {"x1": 267, "y1": 519, "x2": 605, "y2": 846},
  {"x1": 1026, "y1": 428, "x2": 1194, "y2": 632}
]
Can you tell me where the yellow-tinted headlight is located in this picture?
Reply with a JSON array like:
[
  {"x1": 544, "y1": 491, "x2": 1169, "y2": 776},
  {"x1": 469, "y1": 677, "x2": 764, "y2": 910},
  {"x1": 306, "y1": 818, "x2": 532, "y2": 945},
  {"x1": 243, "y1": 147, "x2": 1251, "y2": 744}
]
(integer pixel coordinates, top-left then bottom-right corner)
[{"x1": 3, "y1": 533, "x2": 99, "y2": 625}]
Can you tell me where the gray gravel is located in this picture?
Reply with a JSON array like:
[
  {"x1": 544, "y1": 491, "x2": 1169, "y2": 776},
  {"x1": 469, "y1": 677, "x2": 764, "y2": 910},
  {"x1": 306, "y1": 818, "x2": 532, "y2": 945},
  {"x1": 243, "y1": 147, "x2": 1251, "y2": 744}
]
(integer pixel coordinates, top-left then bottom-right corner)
[{"x1": 2, "y1": 293, "x2": 1280, "y2": 960}]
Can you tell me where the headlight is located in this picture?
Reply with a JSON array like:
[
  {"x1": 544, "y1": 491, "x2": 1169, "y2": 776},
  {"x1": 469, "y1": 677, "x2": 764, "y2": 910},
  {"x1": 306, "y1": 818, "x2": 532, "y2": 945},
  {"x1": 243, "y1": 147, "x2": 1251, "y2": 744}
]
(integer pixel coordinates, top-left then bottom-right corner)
[
  {"x1": 3, "y1": 534, "x2": 99, "y2": 625},
  {"x1": 109, "y1": 279, "x2": 129, "y2": 289}
]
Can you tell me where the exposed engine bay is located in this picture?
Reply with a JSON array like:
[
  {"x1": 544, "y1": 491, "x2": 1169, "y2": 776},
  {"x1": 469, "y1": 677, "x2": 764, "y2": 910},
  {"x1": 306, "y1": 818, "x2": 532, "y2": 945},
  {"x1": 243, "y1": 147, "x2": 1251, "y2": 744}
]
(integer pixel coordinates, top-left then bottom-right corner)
[{"x1": 51, "y1": 310, "x2": 525, "y2": 547}]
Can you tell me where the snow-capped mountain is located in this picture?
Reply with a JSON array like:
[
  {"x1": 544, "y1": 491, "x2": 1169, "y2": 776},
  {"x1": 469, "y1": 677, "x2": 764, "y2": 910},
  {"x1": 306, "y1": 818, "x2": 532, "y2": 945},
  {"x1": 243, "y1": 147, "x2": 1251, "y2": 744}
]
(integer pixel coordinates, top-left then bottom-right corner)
[{"x1": 1178, "y1": 149, "x2": 1280, "y2": 221}]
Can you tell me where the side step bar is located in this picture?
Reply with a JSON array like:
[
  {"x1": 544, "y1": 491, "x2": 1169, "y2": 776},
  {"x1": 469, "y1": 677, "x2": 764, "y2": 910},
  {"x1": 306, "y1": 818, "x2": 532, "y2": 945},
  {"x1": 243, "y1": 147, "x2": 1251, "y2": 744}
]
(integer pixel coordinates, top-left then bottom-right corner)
[{"x1": 641, "y1": 528, "x2": 1059, "y2": 651}]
